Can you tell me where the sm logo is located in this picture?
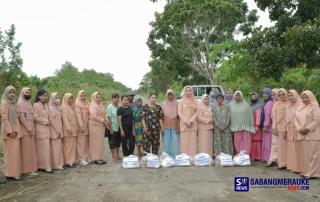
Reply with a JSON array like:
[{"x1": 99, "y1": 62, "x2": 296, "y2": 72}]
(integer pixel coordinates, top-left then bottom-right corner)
[{"x1": 234, "y1": 177, "x2": 250, "y2": 192}]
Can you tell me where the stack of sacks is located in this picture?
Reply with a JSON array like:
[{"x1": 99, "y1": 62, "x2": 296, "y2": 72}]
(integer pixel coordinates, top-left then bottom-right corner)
[
  {"x1": 122, "y1": 155, "x2": 140, "y2": 169},
  {"x1": 233, "y1": 151, "x2": 251, "y2": 166},
  {"x1": 194, "y1": 153, "x2": 213, "y2": 167},
  {"x1": 215, "y1": 153, "x2": 234, "y2": 167},
  {"x1": 141, "y1": 153, "x2": 161, "y2": 168},
  {"x1": 160, "y1": 152, "x2": 176, "y2": 168},
  {"x1": 175, "y1": 153, "x2": 192, "y2": 167}
]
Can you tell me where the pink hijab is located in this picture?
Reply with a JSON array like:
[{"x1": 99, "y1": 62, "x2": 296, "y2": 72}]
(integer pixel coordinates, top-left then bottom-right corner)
[
  {"x1": 75, "y1": 90, "x2": 89, "y2": 109},
  {"x1": 200, "y1": 94, "x2": 211, "y2": 112},
  {"x1": 299, "y1": 90, "x2": 319, "y2": 110},
  {"x1": 49, "y1": 92, "x2": 62, "y2": 112},
  {"x1": 285, "y1": 89, "x2": 303, "y2": 124},
  {"x1": 89, "y1": 92, "x2": 106, "y2": 114},
  {"x1": 162, "y1": 89, "x2": 178, "y2": 119},
  {"x1": 17, "y1": 87, "x2": 33, "y2": 122},
  {"x1": 180, "y1": 86, "x2": 198, "y2": 109}
]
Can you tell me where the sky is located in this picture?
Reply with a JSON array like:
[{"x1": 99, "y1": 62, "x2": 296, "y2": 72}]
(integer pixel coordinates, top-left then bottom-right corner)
[{"x1": 0, "y1": 0, "x2": 271, "y2": 90}]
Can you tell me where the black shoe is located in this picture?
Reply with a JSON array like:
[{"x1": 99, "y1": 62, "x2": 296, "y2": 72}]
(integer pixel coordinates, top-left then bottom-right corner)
[
  {"x1": 65, "y1": 164, "x2": 77, "y2": 168},
  {"x1": 265, "y1": 162, "x2": 275, "y2": 167},
  {"x1": 94, "y1": 160, "x2": 107, "y2": 165},
  {"x1": 6, "y1": 176, "x2": 21, "y2": 181}
]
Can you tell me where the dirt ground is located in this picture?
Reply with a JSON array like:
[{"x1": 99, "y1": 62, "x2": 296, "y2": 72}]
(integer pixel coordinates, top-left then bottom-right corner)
[{"x1": 0, "y1": 140, "x2": 320, "y2": 202}]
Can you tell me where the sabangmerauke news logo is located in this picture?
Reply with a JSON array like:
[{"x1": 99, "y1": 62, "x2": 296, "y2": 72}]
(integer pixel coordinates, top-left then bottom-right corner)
[{"x1": 234, "y1": 177, "x2": 310, "y2": 192}]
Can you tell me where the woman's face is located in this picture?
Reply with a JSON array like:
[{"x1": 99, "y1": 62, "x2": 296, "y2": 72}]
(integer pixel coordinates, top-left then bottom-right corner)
[
  {"x1": 278, "y1": 90, "x2": 287, "y2": 102},
  {"x1": 80, "y1": 92, "x2": 86, "y2": 102},
  {"x1": 136, "y1": 100, "x2": 142, "y2": 108},
  {"x1": 235, "y1": 93, "x2": 242, "y2": 103},
  {"x1": 185, "y1": 87, "x2": 192, "y2": 98},
  {"x1": 167, "y1": 92, "x2": 174, "y2": 101},
  {"x1": 150, "y1": 95, "x2": 157, "y2": 104},
  {"x1": 95, "y1": 94, "x2": 102, "y2": 104},
  {"x1": 225, "y1": 90, "x2": 233, "y2": 100},
  {"x1": 39, "y1": 93, "x2": 48, "y2": 103},
  {"x1": 301, "y1": 93, "x2": 311, "y2": 105},
  {"x1": 203, "y1": 96, "x2": 210, "y2": 106},
  {"x1": 262, "y1": 93, "x2": 269, "y2": 102},
  {"x1": 54, "y1": 94, "x2": 61, "y2": 105},
  {"x1": 68, "y1": 95, "x2": 74, "y2": 106},
  {"x1": 287, "y1": 92, "x2": 296, "y2": 104},
  {"x1": 217, "y1": 96, "x2": 224, "y2": 105},
  {"x1": 8, "y1": 89, "x2": 16, "y2": 101},
  {"x1": 251, "y1": 94, "x2": 258, "y2": 103}
]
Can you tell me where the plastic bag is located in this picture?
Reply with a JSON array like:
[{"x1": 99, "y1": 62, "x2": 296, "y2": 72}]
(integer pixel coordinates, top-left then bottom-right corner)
[
  {"x1": 215, "y1": 153, "x2": 234, "y2": 167},
  {"x1": 160, "y1": 152, "x2": 176, "y2": 168},
  {"x1": 175, "y1": 153, "x2": 192, "y2": 167},
  {"x1": 141, "y1": 153, "x2": 161, "y2": 168},
  {"x1": 233, "y1": 150, "x2": 251, "y2": 166},
  {"x1": 122, "y1": 155, "x2": 140, "y2": 169},
  {"x1": 194, "y1": 153, "x2": 213, "y2": 167}
]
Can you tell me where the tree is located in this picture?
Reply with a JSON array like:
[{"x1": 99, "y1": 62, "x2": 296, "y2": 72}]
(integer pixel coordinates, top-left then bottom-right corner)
[
  {"x1": 0, "y1": 25, "x2": 27, "y2": 92},
  {"x1": 147, "y1": 0, "x2": 258, "y2": 89}
]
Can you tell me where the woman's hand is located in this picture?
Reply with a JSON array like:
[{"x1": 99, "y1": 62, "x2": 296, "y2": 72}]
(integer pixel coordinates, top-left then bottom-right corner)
[
  {"x1": 8, "y1": 132, "x2": 17, "y2": 138},
  {"x1": 121, "y1": 130, "x2": 125, "y2": 137},
  {"x1": 143, "y1": 127, "x2": 148, "y2": 134}
]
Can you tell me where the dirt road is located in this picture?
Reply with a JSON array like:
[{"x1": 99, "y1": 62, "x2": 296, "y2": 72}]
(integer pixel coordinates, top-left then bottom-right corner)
[{"x1": 0, "y1": 140, "x2": 319, "y2": 202}]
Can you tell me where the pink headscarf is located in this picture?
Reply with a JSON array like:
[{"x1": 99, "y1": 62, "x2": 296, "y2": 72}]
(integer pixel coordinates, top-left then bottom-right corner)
[
  {"x1": 285, "y1": 89, "x2": 303, "y2": 124},
  {"x1": 162, "y1": 89, "x2": 178, "y2": 119},
  {"x1": 180, "y1": 86, "x2": 198, "y2": 109},
  {"x1": 17, "y1": 87, "x2": 33, "y2": 122},
  {"x1": 75, "y1": 90, "x2": 90, "y2": 109},
  {"x1": 299, "y1": 90, "x2": 319, "y2": 110},
  {"x1": 89, "y1": 92, "x2": 106, "y2": 114},
  {"x1": 49, "y1": 92, "x2": 62, "y2": 112}
]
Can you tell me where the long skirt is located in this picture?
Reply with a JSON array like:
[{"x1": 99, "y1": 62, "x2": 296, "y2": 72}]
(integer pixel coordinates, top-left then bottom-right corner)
[
  {"x1": 63, "y1": 136, "x2": 77, "y2": 165},
  {"x1": 77, "y1": 135, "x2": 89, "y2": 161},
  {"x1": 180, "y1": 130, "x2": 197, "y2": 157},
  {"x1": 36, "y1": 138, "x2": 51, "y2": 171},
  {"x1": 268, "y1": 134, "x2": 278, "y2": 163},
  {"x1": 4, "y1": 138, "x2": 21, "y2": 177},
  {"x1": 250, "y1": 130, "x2": 262, "y2": 161},
  {"x1": 21, "y1": 135, "x2": 38, "y2": 174},
  {"x1": 89, "y1": 125, "x2": 105, "y2": 161},
  {"x1": 233, "y1": 131, "x2": 252, "y2": 155},
  {"x1": 277, "y1": 132, "x2": 287, "y2": 168},
  {"x1": 287, "y1": 140, "x2": 304, "y2": 173},
  {"x1": 198, "y1": 129, "x2": 213, "y2": 156},
  {"x1": 162, "y1": 128, "x2": 179, "y2": 158},
  {"x1": 302, "y1": 140, "x2": 320, "y2": 178},
  {"x1": 261, "y1": 131, "x2": 272, "y2": 162},
  {"x1": 51, "y1": 138, "x2": 64, "y2": 169}
]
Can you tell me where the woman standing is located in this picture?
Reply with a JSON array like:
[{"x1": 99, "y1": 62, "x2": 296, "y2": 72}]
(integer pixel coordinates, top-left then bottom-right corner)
[
  {"x1": 133, "y1": 98, "x2": 144, "y2": 159},
  {"x1": 197, "y1": 94, "x2": 214, "y2": 156},
  {"x1": 162, "y1": 89, "x2": 180, "y2": 158},
  {"x1": 286, "y1": 90, "x2": 303, "y2": 173},
  {"x1": 250, "y1": 93, "x2": 262, "y2": 161},
  {"x1": 142, "y1": 93, "x2": 164, "y2": 155},
  {"x1": 178, "y1": 86, "x2": 199, "y2": 157},
  {"x1": 224, "y1": 89, "x2": 234, "y2": 106},
  {"x1": 295, "y1": 90, "x2": 320, "y2": 178},
  {"x1": 260, "y1": 88, "x2": 273, "y2": 163},
  {"x1": 212, "y1": 94, "x2": 232, "y2": 156},
  {"x1": 17, "y1": 87, "x2": 38, "y2": 175},
  {"x1": 33, "y1": 89, "x2": 52, "y2": 173},
  {"x1": 118, "y1": 95, "x2": 135, "y2": 157},
  {"x1": 62, "y1": 93, "x2": 78, "y2": 167},
  {"x1": 89, "y1": 92, "x2": 108, "y2": 165},
  {"x1": 48, "y1": 92, "x2": 64, "y2": 170},
  {"x1": 273, "y1": 88, "x2": 288, "y2": 169},
  {"x1": 75, "y1": 90, "x2": 90, "y2": 166},
  {"x1": 229, "y1": 91, "x2": 255, "y2": 155},
  {"x1": 266, "y1": 88, "x2": 279, "y2": 166},
  {"x1": 1, "y1": 86, "x2": 22, "y2": 180}
]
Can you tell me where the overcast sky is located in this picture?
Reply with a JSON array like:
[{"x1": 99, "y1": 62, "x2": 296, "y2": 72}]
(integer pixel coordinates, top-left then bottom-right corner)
[{"x1": 0, "y1": 0, "x2": 271, "y2": 90}]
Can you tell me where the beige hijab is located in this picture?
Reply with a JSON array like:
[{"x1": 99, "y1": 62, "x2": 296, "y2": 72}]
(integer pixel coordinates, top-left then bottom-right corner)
[
  {"x1": 49, "y1": 92, "x2": 62, "y2": 112},
  {"x1": 62, "y1": 93, "x2": 77, "y2": 126},
  {"x1": 286, "y1": 89, "x2": 303, "y2": 124},
  {"x1": 181, "y1": 86, "x2": 198, "y2": 109},
  {"x1": 200, "y1": 94, "x2": 211, "y2": 112},
  {"x1": 90, "y1": 92, "x2": 106, "y2": 114},
  {"x1": 17, "y1": 87, "x2": 33, "y2": 122},
  {"x1": 75, "y1": 90, "x2": 89, "y2": 109},
  {"x1": 162, "y1": 89, "x2": 178, "y2": 119},
  {"x1": 1, "y1": 86, "x2": 18, "y2": 127}
]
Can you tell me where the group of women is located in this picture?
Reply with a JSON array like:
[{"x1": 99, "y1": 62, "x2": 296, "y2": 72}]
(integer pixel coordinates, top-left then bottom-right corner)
[
  {"x1": 1, "y1": 85, "x2": 319, "y2": 182},
  {"x1": 1, "y1": 86, "x2": 108, "y2": 181}
]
